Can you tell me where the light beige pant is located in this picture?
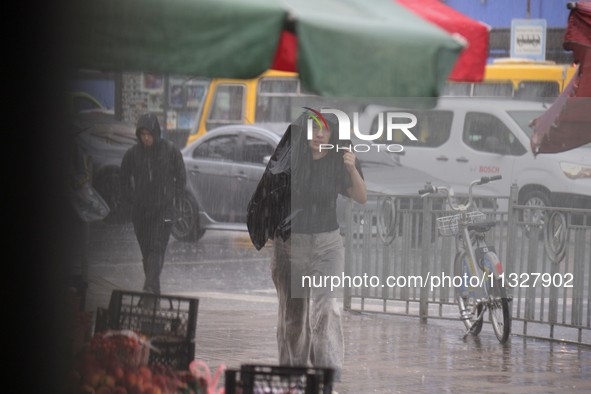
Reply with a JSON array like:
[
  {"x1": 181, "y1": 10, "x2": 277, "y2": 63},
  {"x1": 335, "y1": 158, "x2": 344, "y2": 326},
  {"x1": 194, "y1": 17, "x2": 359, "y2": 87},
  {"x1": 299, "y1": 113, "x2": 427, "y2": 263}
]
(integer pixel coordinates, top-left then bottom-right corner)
[{"x1": 271, "y1": 229, "x2": 345, "y2": 382}]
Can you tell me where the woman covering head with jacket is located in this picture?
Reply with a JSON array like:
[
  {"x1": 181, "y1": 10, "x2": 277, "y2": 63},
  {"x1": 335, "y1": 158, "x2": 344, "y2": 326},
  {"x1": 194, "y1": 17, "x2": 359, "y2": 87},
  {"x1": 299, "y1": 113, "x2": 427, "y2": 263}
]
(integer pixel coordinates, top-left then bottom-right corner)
[{"x1": 248, "y1": 108, "x2": 366, "y2": 386}]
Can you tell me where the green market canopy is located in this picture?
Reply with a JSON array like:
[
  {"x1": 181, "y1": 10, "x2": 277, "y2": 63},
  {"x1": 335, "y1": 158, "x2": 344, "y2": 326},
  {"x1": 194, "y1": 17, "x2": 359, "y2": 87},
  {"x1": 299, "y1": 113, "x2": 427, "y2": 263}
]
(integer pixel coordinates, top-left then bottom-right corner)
[{"x1": 67, "y1": 0, "x2": 466, "y2": 98}]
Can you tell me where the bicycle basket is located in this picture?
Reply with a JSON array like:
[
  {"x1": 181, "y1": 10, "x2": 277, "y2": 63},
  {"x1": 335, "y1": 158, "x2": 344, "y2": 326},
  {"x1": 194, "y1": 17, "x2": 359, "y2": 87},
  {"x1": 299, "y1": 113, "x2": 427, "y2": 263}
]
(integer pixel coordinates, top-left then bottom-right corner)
[{"x1": 436, "y1": 211, "x2": 484, "y2": 237}]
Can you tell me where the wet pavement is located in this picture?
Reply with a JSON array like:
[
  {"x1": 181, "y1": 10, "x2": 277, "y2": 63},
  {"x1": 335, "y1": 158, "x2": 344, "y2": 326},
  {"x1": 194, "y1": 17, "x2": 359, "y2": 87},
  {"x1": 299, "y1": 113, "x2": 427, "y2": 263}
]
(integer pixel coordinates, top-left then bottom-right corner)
[{"x1": 83, "y1": 221, "x2": 591, "y2": 393}]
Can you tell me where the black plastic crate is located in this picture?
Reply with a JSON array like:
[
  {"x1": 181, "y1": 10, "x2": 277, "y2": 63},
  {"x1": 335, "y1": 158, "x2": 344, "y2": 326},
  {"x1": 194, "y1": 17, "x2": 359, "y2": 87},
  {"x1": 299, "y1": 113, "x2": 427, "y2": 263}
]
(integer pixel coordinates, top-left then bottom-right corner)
[
  {"x1": 149, "y1": 336, "x2": 193, "y2": 370},
  {"x1": 104, "y1": 290, "x2": 199, "y2": 369},
  {"x1": 225, "y1": 365, "x2": 334, "y2": 394}
]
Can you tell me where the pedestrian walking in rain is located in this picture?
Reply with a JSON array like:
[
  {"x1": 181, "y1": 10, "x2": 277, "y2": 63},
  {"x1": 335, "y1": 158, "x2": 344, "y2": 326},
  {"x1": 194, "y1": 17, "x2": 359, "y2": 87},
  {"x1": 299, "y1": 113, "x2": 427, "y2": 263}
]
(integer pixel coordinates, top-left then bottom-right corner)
[
  {"x1": 248, "y1": 109, "x2": 366, "y2": 387},
  {"x1": 120, "y1": 113, "x2": 186, "y2": 304}
]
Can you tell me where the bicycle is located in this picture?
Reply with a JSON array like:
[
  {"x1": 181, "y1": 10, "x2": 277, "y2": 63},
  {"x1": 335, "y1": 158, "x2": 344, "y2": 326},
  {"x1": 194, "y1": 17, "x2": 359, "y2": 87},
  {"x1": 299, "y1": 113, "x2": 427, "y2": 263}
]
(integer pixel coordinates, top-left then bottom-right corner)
[{"x1": 418, "y1": 175, "x2": 512, "y2": 343}]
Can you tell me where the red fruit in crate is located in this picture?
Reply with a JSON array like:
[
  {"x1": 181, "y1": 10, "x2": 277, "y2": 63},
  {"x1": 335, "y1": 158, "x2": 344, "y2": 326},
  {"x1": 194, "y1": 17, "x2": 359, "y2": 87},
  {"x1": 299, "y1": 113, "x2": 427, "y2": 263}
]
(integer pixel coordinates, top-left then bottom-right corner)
[
  {"x1": 141, "y1": 383, "x2": 154, "y2": 394},
  {"x1": 84, "y1": 372, "x2": 101, "y2": 388},
  {"x1": 151, "y1": 375, "x2": 168, "y2": 391},
  {"x1": 114, "y1": 367, "x2": 125, "y2": 383},
  {"x1": 101, "y1": 375, "x2": 116, "y2": 388},
  {"x1": 137, "y1": 366, "x2": 152, "y2": 382},
  {"x1": 96, "y1": 386, "x2": 113, "y2": 394},
  {"x1": 105, "y1": 355, "x2": 121, "y2": 373},
  {"x1": 128, "y1": 384, "x2": 142, "y2": 394},
  {"x1": 112, "y1": 386, "x2": 128, "y2": 394},
  {"x1": 123, "y1": 372, "x2": 138, "y2": 389}
]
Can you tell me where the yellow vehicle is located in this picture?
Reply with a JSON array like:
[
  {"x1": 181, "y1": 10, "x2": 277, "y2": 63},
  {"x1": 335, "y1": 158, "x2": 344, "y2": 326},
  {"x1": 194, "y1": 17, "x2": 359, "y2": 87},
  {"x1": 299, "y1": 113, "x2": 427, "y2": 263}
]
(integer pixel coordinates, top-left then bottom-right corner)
[
  {"x1": 187, "y1": 61, "x2": 578, "y2": 146},
  {"x1": 443, "y1": 60, "x2": 577, "y2": 98},
  {"x1": 67, "y1": 91, "x2": 113, "y2": 115},
  {"x1": 187, "y1": 69, "x2": 306, "y2": 145}
]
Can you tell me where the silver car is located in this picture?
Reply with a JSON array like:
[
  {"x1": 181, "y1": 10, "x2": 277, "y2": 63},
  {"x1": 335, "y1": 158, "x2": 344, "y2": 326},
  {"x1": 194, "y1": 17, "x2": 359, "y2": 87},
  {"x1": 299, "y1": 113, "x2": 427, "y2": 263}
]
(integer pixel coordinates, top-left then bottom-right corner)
[
  {"x1": 73, "y1": 114, "x2": 137, "y2": 223},
  {"x1": 172, "y1": 123, "x2": 289, "y2": 241},
  {"x1": 172, "y1": 123, "x2": 449, "y2": 242}
]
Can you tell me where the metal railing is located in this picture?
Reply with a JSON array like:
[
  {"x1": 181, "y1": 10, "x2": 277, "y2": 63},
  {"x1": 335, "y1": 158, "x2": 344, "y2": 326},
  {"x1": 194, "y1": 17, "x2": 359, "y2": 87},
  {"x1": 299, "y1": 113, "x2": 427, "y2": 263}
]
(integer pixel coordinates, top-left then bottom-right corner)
[{"x1": 343, "y1": 184, "x2": 591, "y2": 345}]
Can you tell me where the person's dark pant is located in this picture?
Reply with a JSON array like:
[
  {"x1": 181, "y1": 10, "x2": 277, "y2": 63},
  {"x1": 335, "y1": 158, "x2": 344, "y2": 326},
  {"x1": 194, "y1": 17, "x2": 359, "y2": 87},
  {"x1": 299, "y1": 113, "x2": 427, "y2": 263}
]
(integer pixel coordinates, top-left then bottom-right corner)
[{"x1": 132, "y1": 212, "x2": 173, "y2": 295}]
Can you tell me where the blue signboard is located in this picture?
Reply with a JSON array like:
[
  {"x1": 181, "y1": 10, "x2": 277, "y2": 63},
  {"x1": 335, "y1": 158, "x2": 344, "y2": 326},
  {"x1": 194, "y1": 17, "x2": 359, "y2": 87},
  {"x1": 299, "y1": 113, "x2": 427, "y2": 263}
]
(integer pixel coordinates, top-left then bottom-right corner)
[{"x1": 511, "y1": 19, "x2": 547, "y2": 61}]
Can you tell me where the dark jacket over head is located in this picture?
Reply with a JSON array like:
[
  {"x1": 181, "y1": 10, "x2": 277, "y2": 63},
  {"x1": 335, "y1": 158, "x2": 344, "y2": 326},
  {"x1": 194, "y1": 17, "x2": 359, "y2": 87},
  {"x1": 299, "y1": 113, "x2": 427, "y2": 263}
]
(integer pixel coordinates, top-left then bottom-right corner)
[
  {"x1": 246, "y1": 109, "x2": 359, "y2": 250},
  {"x1": 119, "y1": 113, "x2": 186, "y2": 218}
]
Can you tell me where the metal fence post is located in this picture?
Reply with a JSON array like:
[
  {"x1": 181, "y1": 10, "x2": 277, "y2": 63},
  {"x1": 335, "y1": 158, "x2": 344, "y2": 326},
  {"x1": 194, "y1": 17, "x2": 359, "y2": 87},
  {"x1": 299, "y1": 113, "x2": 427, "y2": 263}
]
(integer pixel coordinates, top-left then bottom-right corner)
[
  {"x1": 381, "y1": 228, "x2": 390, "y2": 310},
  {"x1": 420, "y1": 183, "x2": 432, "y2": 324},
  {"x1": 525, "y1": 227, "x2": 539, "y2": 321},
  {"x1": 344, "y1": 197, "x2": 353, "y2": 310},
  {"x1": 572, "y1": 230, "x2": 585, "y2": 327},
  {"x1": 505, "y1": 183, "x2": 519, "y2": 278}
]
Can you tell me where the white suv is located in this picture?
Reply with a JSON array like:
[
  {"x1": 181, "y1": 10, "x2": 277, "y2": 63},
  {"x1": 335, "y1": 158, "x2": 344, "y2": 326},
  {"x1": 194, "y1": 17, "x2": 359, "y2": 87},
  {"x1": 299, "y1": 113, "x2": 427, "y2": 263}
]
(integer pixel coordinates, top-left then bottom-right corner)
[{"x1": 357, "y1": 98, "x2": 591, "y2": 214}]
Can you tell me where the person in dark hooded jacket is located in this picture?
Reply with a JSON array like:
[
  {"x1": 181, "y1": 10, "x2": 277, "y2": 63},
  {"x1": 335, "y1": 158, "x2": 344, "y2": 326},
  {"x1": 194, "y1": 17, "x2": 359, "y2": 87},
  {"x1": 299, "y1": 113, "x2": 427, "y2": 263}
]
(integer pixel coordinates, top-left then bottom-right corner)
[{"x1": 119, "y1": 113, "x2": 186, "y2": 298}]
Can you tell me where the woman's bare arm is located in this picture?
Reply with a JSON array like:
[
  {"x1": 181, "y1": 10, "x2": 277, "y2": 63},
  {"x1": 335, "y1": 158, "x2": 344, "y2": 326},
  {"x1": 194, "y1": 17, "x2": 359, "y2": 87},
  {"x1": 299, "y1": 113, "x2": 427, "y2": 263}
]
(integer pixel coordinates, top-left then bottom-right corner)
[{"x1": 343, "y1": 148, "x2": 367, "y2": 204}]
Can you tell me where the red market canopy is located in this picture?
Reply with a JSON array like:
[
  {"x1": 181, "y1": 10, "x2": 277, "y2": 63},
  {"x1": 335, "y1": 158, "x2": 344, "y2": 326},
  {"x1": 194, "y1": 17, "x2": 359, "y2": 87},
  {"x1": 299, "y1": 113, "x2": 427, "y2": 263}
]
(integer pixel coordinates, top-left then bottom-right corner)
[
  {"x1": 393, "y1": 0, "x2": 489, "y2": 82},
  {"x1": 530, "y1": 1, "x2": 591, "y2": 156}
]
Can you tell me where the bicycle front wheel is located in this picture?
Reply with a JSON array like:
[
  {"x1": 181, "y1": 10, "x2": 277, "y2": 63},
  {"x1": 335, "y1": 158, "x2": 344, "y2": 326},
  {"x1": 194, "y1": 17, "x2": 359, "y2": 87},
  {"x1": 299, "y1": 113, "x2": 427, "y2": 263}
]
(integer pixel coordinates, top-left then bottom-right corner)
[
  {"x1": 454, "y1": 252, "x2": 483, "y2": 335},
  {"x1": 490, "y1": 278, "x2": 511, "y2": 343}
]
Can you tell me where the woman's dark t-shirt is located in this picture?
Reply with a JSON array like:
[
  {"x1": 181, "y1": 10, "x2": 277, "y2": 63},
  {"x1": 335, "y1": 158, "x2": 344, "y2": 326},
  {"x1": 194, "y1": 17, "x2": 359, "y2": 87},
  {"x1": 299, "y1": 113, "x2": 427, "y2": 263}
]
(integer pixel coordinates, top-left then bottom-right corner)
[{"x1": 292, "y1": 154, "x2": 363, "y2": 234}]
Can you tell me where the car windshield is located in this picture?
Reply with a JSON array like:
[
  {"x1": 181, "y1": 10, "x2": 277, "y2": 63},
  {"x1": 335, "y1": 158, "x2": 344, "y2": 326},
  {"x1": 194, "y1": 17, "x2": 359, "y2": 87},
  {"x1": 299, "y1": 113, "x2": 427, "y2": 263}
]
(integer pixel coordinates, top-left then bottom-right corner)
[{"x1": 507, "y1": 110, "x2": 546, "y2": 138}]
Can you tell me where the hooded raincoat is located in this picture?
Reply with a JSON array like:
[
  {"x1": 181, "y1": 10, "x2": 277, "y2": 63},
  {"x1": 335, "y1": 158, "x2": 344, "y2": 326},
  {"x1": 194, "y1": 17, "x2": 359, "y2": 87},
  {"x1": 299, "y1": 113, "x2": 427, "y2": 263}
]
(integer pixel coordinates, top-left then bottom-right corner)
[
  {"x1": 120, "y1": 113, "x2": 186, "y2": 218},
  {"x1": 119, "y1": 113, "x2": 186, "y2": 294}
]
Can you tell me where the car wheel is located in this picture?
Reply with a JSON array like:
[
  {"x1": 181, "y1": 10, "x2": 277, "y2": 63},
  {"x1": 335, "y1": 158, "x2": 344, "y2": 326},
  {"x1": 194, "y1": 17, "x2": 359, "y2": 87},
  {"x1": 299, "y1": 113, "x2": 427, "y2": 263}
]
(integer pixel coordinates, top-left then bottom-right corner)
[
  {"x1": 172, "y1": 192, "x2": 205, "y2": 242},
  {"x1": 93, "y1": 169, "x2": 125, "y2": 224},
  {"x1": 520, "y1": 190, "x2": 551, "y2": 238}
]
